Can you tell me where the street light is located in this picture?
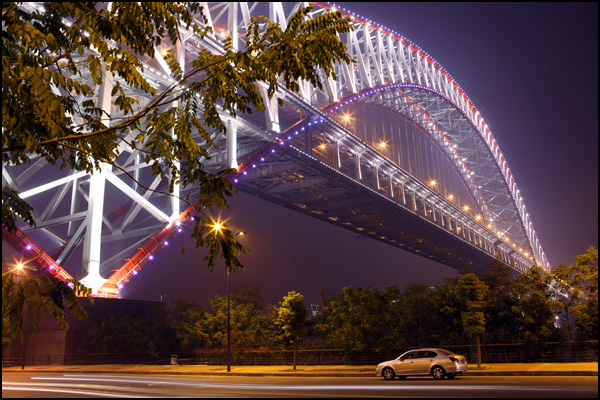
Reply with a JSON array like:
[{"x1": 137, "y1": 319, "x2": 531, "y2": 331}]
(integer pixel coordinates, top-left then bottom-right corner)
[
  {"x1": 209, "y1": 219, "x2": 245, "y2": 373},
  {"x1": 209, "y1": 220, "x2": 231, "y2": 372}
]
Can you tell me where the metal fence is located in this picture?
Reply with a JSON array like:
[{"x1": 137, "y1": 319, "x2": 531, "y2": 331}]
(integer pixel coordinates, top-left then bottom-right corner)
[{"x1": 3, "y1": 341, "x2": 597, "y2": 367}]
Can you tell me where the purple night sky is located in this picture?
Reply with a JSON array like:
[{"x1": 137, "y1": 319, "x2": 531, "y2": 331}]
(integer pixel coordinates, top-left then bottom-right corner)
[{"x1": 119, "y1": 2, "x2": 598, "y2": 307}]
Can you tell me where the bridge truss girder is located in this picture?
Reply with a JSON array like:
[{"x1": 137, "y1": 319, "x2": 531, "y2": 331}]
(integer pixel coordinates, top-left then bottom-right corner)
[{"x1": 231, "y1": 139, "x2": 532, "y2": 273}]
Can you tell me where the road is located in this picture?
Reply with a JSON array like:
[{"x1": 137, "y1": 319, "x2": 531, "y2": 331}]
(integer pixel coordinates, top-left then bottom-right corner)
[{"x1": 3, "y1": 373, "x2": 597, "y2": 398}]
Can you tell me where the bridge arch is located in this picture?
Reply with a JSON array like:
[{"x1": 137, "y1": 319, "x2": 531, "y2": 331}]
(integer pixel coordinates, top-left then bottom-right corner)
[
  {"x1": 3, "y1": 2, "x2": 550, "y2": 298},
  {"x1": 303, "y1": 3, "x2": 549, "y2": 270},
  {"x1": 321, "y1": 83, "x2": 535, "y2": 264}
]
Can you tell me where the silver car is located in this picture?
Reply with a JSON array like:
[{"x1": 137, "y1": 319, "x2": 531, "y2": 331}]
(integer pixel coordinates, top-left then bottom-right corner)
[{"x1": 376, "y1": 348, "x2": 468, "y2": 380}]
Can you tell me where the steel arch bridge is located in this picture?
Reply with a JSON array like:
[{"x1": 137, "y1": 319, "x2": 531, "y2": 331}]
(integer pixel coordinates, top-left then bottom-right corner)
[{"x1": 3, "y1": 2, "x2": 550, "y2": 298}]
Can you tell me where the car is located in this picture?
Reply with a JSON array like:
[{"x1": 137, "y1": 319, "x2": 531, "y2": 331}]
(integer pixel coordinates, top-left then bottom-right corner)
[{"x1": 376, "y1": 348, "x2": 468, "y2": 380}]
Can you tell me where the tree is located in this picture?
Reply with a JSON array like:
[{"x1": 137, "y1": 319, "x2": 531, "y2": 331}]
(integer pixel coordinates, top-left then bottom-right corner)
[
  {"x1": 2, "y1": 264, "x2": 91, "y2": 342},
  {"x1": 2, "y1": 2, "x2": 353, "y2": 336},
  {"x1": 395, "y1": 283, "x2": 433, "y2": 347},
  {"x1": 553, "y1": 246, "x2": 598, "y2": 340},
  {"x1": 511, "y1": 266, "x2": 561, "y2": 343},
  {"x1": 76, "y1": 301, "x2": 174, "y2": 356},
  {"x1": 429, "y1": 279, "x2": 464, "y2": 345},
  {"x1": 275, "y1": 291, "x2": 308, "y2": 370},
  {"x1": 320, "y1": 286, "x2": 400, "y2": 350},
  {"x1": 455, "y1": 273, "x2": 488, "y2": 368},
  {"x1": 479, "y1": 261, "x2": 519, "y2": 343},
  {"x1": 168, "y1": 297, "x2": 207, "y2": 352}
]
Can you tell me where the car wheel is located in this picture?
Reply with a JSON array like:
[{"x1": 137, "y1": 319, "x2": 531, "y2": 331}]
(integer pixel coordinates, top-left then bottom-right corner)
[
  {"x1": 431, "y1": 366, "x2": 446, "y2": 380},
  {"x1": 446, "y1": 373, "x2": 456, "y2": 379},
  {"x1": 382, "y1": 367, "x2": 395, "y2": 380}
]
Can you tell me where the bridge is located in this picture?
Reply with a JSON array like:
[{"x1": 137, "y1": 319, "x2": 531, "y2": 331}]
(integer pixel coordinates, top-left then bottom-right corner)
[{"x1": 3, "y1": 2, "x2": 550, "y2": 298}]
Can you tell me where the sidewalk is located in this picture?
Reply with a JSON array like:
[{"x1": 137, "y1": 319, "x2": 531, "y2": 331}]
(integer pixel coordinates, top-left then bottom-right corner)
[{"x1": 3, "y1": 363, "x2": 597, "y2": 376}]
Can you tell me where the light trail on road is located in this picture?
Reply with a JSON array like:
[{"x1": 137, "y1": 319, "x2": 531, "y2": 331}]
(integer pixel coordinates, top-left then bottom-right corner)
[{"x1": 3, "y1": 374, "x2": 597, "y2": 398}]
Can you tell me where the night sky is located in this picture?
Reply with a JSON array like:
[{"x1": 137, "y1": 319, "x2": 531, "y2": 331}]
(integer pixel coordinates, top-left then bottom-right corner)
[{"x1": 120, "y1": 2, "x2": 598, "y2": 307}]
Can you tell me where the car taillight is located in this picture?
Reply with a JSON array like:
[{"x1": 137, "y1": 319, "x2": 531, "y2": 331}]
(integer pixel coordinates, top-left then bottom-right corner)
[{"x1": 449, "y1": 357, "x2": 458, "y2": 363}]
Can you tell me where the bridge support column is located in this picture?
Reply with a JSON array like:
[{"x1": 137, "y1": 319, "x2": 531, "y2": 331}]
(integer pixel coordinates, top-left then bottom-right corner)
[
  {"x1": 388, "y1": 175, "x2": 394, "y2": 198},
  {"x1": 81, "y1": 67, "x2": 113, "y2": 292},
  {"x1": 226, "y1": 118, "x2": 238, "y2": 169},
  {"x1": 335, "y1": 140, "x2": 341, "y2": 170},
  {"x1": 355, "y1": 153, "x2": 362, "y2": 181},
  {"x1": 400, "y1": 182, "x2": 406, "y2": 205},
  {"x1": 305, "y1": 126, "x2": 312, "y2": 155},
  {"x1": 171, "y1": 39, "x2": 185, "y2": 215}
]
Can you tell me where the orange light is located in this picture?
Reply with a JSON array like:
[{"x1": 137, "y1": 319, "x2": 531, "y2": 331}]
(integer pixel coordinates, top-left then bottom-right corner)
[
  {"x1": 448, "y1": 194, "x2": 454, "y2": 200},
  {"x1": 319, "y1": 143, "x2": 327, "y2": 150},
  {"x1": 378, "y1": 141, "x2": 388, "y2": 149},
  {"x1": 210, "y1": 220, "x2": 224, "y2": 235},
  {"x1": 429, "y1": 179, "x2": 437, "y2": 187}
]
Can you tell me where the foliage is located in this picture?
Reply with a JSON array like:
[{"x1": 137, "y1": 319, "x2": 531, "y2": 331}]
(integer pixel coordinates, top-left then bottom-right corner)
[
  {"x1": 320, "y1": 286, "x2": 400, "y2": 349},
  {"x1": 553, "y1": 246, "x2": 598, "y2": 340},
  {"x1": 511, "y1": 266, "x2": 561, "y2": 343},
  {"x1": 59, "y1": 246, "x2": 598, "y2": 358},
  {"x1": 2, "y1": 2, "x2": 353, "y2": 268},
  {"x1": 274, "y1": 291, "x2": 308, "y2": 369},
  {"x1": 168, "y1": 297, "x2": 206, "y2": 352},
  {"x1": 479, "y1": 261, "x2": 519, "y2": 343},
  {"x1": 394, "y1": 283, "x2": 432, "y2": 347},
  {"x1": 77, "y1": 302, "x2": 173, "y2": 355},
  {"x1": 1, "y1": 2, "x2": 352, "y2": 339},
  {"x1": 455, "y1": 273, "x2": 488, "y2": 339},
  {"x1": 169, "y1": 287, "x2": 276, "y2": 352},
  {"x1": 428, "y1": 279, "x2": 464, "y2": 345},
  {"x1": 275, "y1": 291, "x2": 308, "y2": 347},
  {"x1": 2, "y1": 269, "x2": 92, "y2": 342},
  {"x1": 2, "y1": 187, "x2": 34, "y2": 240}
]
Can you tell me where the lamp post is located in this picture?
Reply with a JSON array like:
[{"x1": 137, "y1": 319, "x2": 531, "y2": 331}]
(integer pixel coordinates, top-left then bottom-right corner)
[
  {"x1": 226, "y1": 229, "x2": 245, "y2": 372},
  {"x1": 226, "y1": 266, "x2": 231, "y2": 372},
  {"x1": 210, "y1": 220, "x2": 245, "y2": 373}
]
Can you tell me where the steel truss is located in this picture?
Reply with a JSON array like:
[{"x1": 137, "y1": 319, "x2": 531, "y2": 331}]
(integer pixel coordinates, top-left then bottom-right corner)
[{"x1": 3, "y1": 2, "x2": 549, "y2": 297}]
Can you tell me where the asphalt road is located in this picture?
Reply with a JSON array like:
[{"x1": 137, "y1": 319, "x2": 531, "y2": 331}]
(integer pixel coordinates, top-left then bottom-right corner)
[{"x1": 2, "y1": 373, "x2": 598, "y2": 398}]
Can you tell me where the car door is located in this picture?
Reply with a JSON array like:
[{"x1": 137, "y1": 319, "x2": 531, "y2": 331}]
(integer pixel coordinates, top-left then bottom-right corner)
[
  {"x1": 411, "y1": 351, "x2": 434, "y2": 375},
  {"x1": 393, "y1": 351, "x2": 418, "y2": 375}
]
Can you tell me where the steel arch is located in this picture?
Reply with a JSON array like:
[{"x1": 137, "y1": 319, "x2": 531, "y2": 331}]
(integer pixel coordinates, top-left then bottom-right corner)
[
  {"x1": 3, "y1": 2, "x2": 550, "y2": 298},
  {"x1": 307, "y1": 3, "x2": 549, "y2": 270}
]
